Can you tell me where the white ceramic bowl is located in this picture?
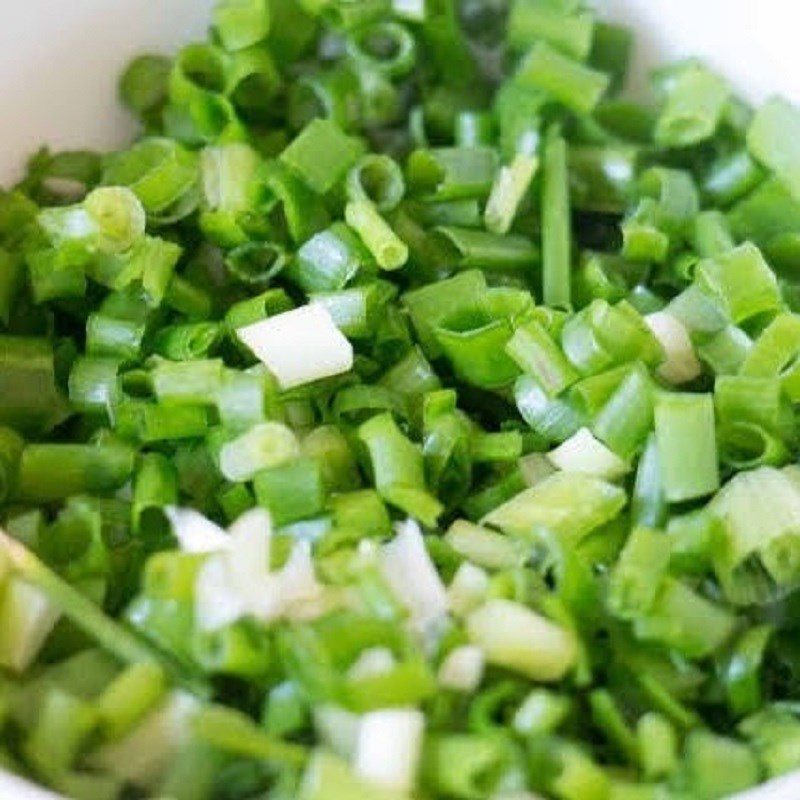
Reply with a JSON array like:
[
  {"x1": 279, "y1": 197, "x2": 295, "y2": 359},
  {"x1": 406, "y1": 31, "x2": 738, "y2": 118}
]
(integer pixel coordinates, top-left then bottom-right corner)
[{"x1": 0, "y1": 1, "x2": 798, "y2": 798}]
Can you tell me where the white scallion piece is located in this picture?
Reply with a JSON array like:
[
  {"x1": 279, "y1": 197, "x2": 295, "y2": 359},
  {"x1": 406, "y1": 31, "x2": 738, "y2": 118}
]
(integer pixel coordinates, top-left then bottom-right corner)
[
  {"x1": 191, "y1": 508, "x2": 329, "y2": 631},
  {"x1": 438, "y1": 645, "x2": 485, "y2": 692},
  {"x1": 219, "y1": 422, "x2": 300, "y2": 482},
  {"x1": 380, "y1": 519, "x2": 448, "y2": 635},
  {"x1": 347, "y1": 647, "x2": 397, "y2": 681},
  {"x1": 645, "y1": 311, "x2": 702, "y2": 384},
  {"x1": 194, "y1": 554, "x2": 247, "y2": 633},
  {"x1": 165, "y1": 507, "x2": 229, "y2": 553},
  {"x1": 354, "y1": 708, "x2": 425, "y2": 793},
  {"x1": 0, "y1": 578, "x2": 60, "y2": 672},
  {"x1": 547, "y1": 427, "x2": 629, "y2": 480},
  {"x1": 447, "y1": 562, "x2": 490, "y2": 617},
  {"x1": 275, "y1": 541, "x2": 329, "y2": 621},
  {"x1": 236, "y1": 303, "x2": 354, "y2": 390}
]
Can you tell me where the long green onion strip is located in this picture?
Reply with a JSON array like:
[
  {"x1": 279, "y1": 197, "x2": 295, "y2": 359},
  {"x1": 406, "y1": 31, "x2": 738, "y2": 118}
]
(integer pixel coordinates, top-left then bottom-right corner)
[{"x1": 2, "y1": 2, "x2": 800, "y2": 798}]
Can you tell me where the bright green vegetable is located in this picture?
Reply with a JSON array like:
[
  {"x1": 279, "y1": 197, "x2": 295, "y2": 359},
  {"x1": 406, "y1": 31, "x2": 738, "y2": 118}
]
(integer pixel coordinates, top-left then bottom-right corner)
[{"x1": 2, "y1": 3, "x2": 800, "y2": 799}]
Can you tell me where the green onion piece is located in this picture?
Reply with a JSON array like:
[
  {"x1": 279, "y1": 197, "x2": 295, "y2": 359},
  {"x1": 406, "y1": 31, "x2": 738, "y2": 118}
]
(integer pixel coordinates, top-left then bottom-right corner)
[
  {"x1": 529, "y1": 738, "x2": 609, "y2": 800},
  {"x1": 691, "y1": 210, "x2": 735, "y2": 258},
  {"x1": 455, "y1": 111, "x2": 495, "y2": 147},
  {"x1": 133, "y1": 452, "x2": 178, "y2": 540},
  {"x1": 697, "y1": 324, "x2": 752, "y2": 377},
  {"x1": 506, "y1": 319, "x2": 579, "y2": 397},
  {"x1": 548, "y1": 427, "x2": 628, "y2": 480},
  {"x1": 97, "y1": 662, "x2": 167, "y2": 740},
  {"x1": 261, "y1": 160, "x2": 331, "y2": 244},
  {"x1": 347, "y1": 154, "x2": 406, "y2": 213},
  {"x1": 634, "y1": 576, "x2": 737, "y2": 658},
  {"x1": 421, "y1": 734, "x2": 507, "y2": 799},
  {"x1": 253, "y1": 457, "x2": 326, "y2": 526},
  {"x1": 589, "y1": 22, "x2": 633, "y2": 94},
  {"x1": 483, "y1": 471, "x2": 626, "y2": 544},
  {"x1": 347, "y1": 20, "x2": 416, "y2": 78},
  {"x1": 0, "y1": 427, "x2": 24, "y2": 505},
  {"x1": 666, "y1": 284, "x2": 728, "y2": 339},
  {"x1": 445, "y1": 519, "x2": 524, "y2": 571},
  {"x1": 193, "y1": 705, "x2": 307, "y2": 766},
  {"x1": 213, "y1": 0, "x2": 271, "y2": 52},
  {"x1": 0, "y1": 249, "x2": 22, "y2": 326},
  {"x1": 541, "y1": 128, "x2": 572, "y2": 308},
  {"x1": 287, "y1": 65, "x2": 361, "y2": 132},
  {"x1": 406, "y1": 147, "x2": 499, "y2": 202},
  {"x1": 748, "y1": 96, "x2": 800, "y2": 200},
  {"x1": 403, "y1": 270, "x2": 487, "y2": 357},
  {"x1": 313, "y1": 283, "x2": 391, "y2": 339},
  {"x1": 484, "y1": 153, "x2": 538, "y2": 235},
  {"x1": 639, "y1": 166, "x2": 700, "y2": 239},
  {"x1": 22, "y1": 688, "x2": 98, "y2": 780},
  {"x1": 608, "y1": 527, "x2": 671, "y2": 619},
  {"x1": 515, "y1": 41, "x2": 609, "y2": 115},
  {"x1": 115, "y1": 400, "x2": 211, "y2": 443},
  {"x1": 568, "y1": 145, "x2": 637, "y2": 214},
  {"x1": 103, "y1": 138, "x2": 199, "y2": 223},
  {"x1": 68, "y1": 357, "x2": 121, "y2": 417},
  {"x1": 678, "y1": 731, "x2": 759, "y2": 798},
  {"x1": 589, "y1": 689, "x2": 638, "y2": 764},
  {"x1": 152, "y1": 323, "x2": 221, "y2": 361},
  {"x1": 434, "y1": 289, "x2": 532, "y2": 389},
  {"x1": 165, "y1": 275, "x2": 213, "y2": 320},
  {"x1": 15, "y1": 438, "x2": 135, "y2": 503},
  {"x1": 592, "y1": 364, "x2": 653, "y2": 460},
  {"x1": 637, "y1": 712, "x2": 678, "y2": 780},
  {"x1": 287, "y1": 222, "x2": 374, "y2": 293},
  {"x1": 515, "y1": 374, "x2": 585, "y2": 444},
  {"x1": 227, "y1": 44, "x2": 282, "y2": 121},
  {"x1": 281, "y1": 118, "x2": 365, "y2": 195},
  {"x1": 741, "y1": 313, "x2": 800, "y2": 402},
  {"x1": 715, "y1": 375, "x2": 789, "y2": 442},
  {"x1": 87, "y1": 288, "x2": 153, "y2": 360},
  {"x1": 193, "y1": 623, "x2": 272, "y2": 679},
  {"x1": 631, "y1": 434, "x2": 667, "y2": 529},
  {"x1": 728, "y1": 178, "x2": 800, "y2": 268},
  {"x1": 654, "y1": 392, "x2": 719, "y2": 503},
  {"x1": 1, "y1": 533, "x2": 207, "y2": 694},
  {"x1": 40, "y1": 186, "x2": 146, "y2": 255},
  {"x1": 119, "y1": 55, "x2": 172, "y2": 126},
  {"x1": 561, "y1": 299, "x2": 663, "y2": 375},
  {"x1": 359, "y1": 413, "x2": 443, "y2": 526},
  {"x1": 219, "y1": 422, "x2": 300, "y2": 482},
  {"x1": 621, "y1": 199, "x2": 670, "y2": 264},
  {"x1": 467, "y1": 598, "x2": 577, "y2": 681},
  {"x1": 704, "y1": 148, "x2": 764, "y2": 207},
  {"x1": 710, "y1": 466, "x2": 800, "y2": 604},
  {"x1": 655, "y1": 66, "x2": 729, "y2": 148},
  {"x1": 695, "y1": 242, "x2": 781, "y2": 324},
  {"x1": 299, "y1": 750, "x2": 399, "y2": 800},
  {"x1": 507, "y1": 0, "x2": 594, "y2": 60},
  {"x1": 345, "y1": 200, "x2": 408, "y2": 271},
  {"x1": 721, "y1": 624, "x2": 774, "y2": 717},
  {"x1": 149, "y1": 359, "x2": 222, "y2": 408},
  {"x1": 0, "y1": 574, "x2": 59, "y2": 673},
  {"x1": 225, "y1": 288, "x2": 293, "y2": 330},
  {"x1": 432, "y1": 226, "x2": 539, "y2": 273}
]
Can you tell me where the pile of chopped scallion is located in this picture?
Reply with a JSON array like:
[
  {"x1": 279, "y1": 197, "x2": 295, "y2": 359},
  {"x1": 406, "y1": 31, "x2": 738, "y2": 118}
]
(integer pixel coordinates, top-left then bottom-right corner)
[{"x1": 4, "y1": 1, "x2": 800, "y2": 798}]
